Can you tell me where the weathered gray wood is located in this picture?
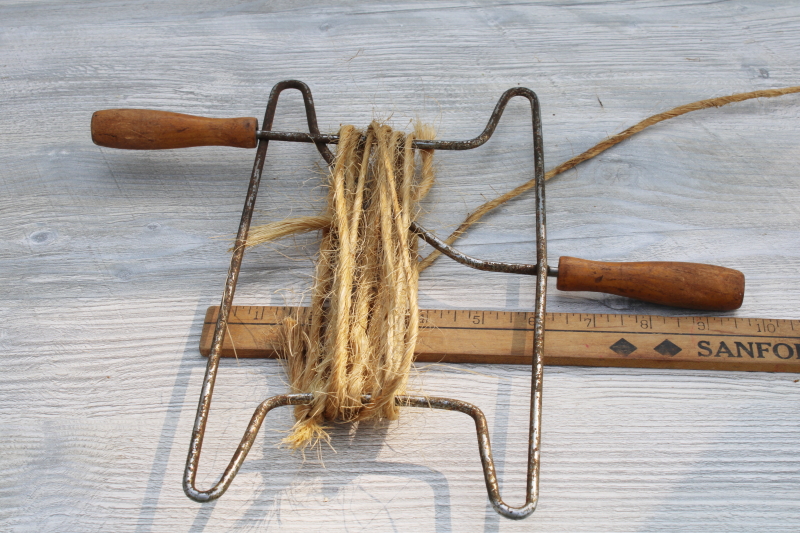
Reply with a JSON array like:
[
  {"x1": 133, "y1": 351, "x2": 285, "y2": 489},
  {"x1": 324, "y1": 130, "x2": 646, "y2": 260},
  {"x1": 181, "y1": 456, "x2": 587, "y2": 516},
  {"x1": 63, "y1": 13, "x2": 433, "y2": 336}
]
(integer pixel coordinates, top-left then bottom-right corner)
[{"x1": 1, "y1": 1, "x2": 799, "y2": 531}]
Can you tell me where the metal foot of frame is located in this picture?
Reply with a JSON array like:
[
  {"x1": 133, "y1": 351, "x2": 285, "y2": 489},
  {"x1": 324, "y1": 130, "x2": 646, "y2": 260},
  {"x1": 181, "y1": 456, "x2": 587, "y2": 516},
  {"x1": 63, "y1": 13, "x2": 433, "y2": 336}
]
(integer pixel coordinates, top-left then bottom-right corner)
[{"x1": 184, "y1": 394, "x2": 539, "y2": 519}]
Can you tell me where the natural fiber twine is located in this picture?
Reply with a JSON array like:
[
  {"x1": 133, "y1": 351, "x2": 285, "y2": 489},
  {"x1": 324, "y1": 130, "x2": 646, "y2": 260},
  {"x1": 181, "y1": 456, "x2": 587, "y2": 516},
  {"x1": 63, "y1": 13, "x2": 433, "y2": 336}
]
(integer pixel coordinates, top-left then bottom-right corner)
[
  {"x1": 247, "y1": 86, "x2": 800, "y2": 448},
  {"x1": 249, "y1": 121, "x2": 435, "y2": 448},
  {"x1": 417, "y1": 85, "x2": 800, "y2": 270}
]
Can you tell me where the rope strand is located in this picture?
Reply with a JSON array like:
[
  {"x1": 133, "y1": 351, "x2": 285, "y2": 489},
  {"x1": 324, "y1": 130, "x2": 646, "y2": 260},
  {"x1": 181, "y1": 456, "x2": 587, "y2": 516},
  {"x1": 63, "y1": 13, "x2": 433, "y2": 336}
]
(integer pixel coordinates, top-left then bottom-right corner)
[{"x1": 417, "y1": 85, "x2": 800, "y2": 271}]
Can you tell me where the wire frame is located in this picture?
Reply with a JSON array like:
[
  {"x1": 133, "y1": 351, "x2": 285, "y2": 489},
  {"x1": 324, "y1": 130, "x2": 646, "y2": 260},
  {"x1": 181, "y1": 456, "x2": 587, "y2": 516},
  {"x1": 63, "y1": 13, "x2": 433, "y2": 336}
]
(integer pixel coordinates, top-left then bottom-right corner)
[{"x1": 183, "y1": 80, "x2": 547, "y2": 520}]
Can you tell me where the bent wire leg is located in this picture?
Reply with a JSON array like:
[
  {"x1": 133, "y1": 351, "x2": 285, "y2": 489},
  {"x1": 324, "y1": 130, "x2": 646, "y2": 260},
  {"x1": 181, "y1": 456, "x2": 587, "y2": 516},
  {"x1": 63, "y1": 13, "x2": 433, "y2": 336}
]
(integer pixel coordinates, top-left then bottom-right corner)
[
  {"x1": 182, "y1": 391, "x2": 541, "y2": 518},
  {"x1": 398, "y1": 395, "x2": 540, "y2": 519},
  {"x1": 183, "y1": 80, "x2": 332, "y2": 501},
  {"x1": 184, "y1": 81, "x2": 547, "y2": 520},
  {"x1": 420, "y1": 88, "x2": 546, "y2": 520},
  {"x1": 184, "y1": 394, "x2": 312, "y2": 502}
]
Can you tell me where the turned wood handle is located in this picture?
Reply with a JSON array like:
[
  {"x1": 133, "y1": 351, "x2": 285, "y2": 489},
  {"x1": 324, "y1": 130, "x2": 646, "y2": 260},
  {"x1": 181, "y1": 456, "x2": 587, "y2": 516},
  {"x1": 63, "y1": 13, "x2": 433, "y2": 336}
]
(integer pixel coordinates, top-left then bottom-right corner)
[
  {"x1": 556, "y1": 256, "x2": 745, "y2": 311},
  {"x1": 91, "y1": 109, "x2": 258, "y2": 149}
]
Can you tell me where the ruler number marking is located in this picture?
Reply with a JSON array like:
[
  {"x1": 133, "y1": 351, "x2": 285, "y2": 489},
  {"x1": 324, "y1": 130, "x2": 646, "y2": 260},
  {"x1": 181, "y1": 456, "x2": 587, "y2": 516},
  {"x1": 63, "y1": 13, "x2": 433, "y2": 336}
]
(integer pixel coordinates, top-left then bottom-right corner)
[{"x1": 756, "y1": 322, "x2": 776, "y2": 333}]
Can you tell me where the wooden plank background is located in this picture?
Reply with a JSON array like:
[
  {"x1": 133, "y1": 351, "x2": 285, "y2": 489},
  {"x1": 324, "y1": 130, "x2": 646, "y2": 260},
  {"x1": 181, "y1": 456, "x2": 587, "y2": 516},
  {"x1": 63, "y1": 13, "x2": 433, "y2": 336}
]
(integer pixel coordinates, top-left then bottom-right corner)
[{"x1": 2, "y1": 1, "x2": 799, "y2": 531}]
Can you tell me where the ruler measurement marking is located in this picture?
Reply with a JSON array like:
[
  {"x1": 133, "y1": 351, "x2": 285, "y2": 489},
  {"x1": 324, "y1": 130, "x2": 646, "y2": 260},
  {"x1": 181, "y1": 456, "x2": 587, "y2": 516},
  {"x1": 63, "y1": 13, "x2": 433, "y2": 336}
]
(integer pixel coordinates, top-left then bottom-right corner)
[
  {"x1": 201, "y1": 307, "x2": 800, "y2": 371},
  {"x1": 208, "y1": 320, "x2": 800, "y2": 341}
]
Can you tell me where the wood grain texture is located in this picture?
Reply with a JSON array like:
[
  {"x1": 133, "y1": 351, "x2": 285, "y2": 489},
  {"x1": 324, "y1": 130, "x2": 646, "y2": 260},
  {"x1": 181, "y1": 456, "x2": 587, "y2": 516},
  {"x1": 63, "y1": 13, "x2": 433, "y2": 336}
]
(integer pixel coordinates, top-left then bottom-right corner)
[
  {"x1": 556, "y1": 256, "x2": 745, "y2": 311},
  {"x1": 91, "y1": 109, "x2": 258, "y2": 149},
  {"x1": 201, "y1": 305, "x2": 800, "y2": 372},
  {"x1": 2, "y1": 1, "x2": 800, "y2": 531}
]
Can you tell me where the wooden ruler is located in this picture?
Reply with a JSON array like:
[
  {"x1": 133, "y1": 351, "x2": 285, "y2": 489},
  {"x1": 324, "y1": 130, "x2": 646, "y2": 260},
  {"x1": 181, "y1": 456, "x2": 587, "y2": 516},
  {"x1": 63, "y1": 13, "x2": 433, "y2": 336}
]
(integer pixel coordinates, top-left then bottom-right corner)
[{"x1": 200, "y1": 306, "x2": 800, "y2": 373}]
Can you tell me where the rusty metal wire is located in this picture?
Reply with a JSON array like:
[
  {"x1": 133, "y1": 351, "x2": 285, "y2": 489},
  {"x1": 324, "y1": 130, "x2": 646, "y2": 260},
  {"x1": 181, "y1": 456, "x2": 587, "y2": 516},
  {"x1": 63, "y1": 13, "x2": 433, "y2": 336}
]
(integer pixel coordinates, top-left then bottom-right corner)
[
  {"x1": 183, "y1": 80, "x2": 547, "y2": 520},
  {"x1": 410, "y1": 220, "x2": 559, "y2": 278}
]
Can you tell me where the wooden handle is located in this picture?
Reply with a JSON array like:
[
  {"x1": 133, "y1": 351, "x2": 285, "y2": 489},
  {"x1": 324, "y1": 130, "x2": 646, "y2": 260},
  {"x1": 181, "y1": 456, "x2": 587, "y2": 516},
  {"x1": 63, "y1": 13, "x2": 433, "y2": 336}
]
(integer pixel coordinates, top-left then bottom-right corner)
[
  {"x1": 556, "y1": 256, "x2": 745, "y2": 311},
  {"x1": 91, "y1": 109, "x2": 258, "y2": 149}
]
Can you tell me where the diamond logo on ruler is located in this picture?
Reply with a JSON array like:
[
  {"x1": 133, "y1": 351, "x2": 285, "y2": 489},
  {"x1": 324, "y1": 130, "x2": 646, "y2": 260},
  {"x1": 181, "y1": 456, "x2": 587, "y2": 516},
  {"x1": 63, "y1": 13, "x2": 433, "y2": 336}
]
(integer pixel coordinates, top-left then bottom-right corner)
[
  {"x1": 653, "y1": 339, "x2": 682, "y2": 357},
  {"x1": 610, "y1": 338, "x2": 637, "y2": 356}
]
